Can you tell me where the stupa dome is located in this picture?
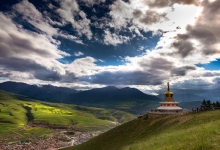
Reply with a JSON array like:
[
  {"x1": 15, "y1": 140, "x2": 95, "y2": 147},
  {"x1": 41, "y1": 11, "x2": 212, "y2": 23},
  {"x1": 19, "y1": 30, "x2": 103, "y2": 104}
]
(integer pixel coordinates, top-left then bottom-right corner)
[
  {"x1": 164, "y1": 91, "x2": 173, "y2": 98},
  {"x1": 163, "y1": 82, "x2": 174, "y2": 102}
]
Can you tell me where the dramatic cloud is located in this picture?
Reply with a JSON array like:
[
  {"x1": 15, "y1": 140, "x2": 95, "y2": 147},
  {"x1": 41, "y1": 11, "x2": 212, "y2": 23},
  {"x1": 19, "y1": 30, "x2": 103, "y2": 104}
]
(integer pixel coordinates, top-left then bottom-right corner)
[
  {"x1": 109, "y1": 0, "x2": 168, "y2": 30},
  {"x1": 80, "y1": 71, "x2": 166, "y2": 85},
  {"x1": 13, "y1": 0, "x2": 58, "y2": 37},
  {"x1": 0, "y1": 0, "x2": 220, "y2": 99},
  {"x1": 135, "y1": 10, "x2": 167, "y2": 25},
  {"x1": 172, "y1": 0, "x2": 220, "y2": 60},
  {"x1": 56, "y1": 0, "x2": 92, "y2": 39},
  {"x1": 146, "y1": 0, "x2": 199, "y2": 8},
  {"x1": 0, "y1": 12, "x2": 67, "y2": 81}
]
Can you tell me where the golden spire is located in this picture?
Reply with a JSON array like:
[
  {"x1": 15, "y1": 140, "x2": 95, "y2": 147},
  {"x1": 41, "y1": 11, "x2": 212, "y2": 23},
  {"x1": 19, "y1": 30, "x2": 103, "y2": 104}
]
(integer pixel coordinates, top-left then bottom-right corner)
[
  {"x1": 163, "y1": 82, "x2": 174, "y2": 102},
  {"x1": 167, "y1": 82, "x2": 170, "y2": 91}
]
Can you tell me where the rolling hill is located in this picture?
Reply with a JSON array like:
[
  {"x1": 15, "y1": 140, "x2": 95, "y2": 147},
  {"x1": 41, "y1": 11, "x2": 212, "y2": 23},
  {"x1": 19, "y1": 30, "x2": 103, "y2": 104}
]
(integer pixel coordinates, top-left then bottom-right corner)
[
  {"x1": 62, "y1": 110, "x2": 220, "y2": 150},
  {"x1": 0, "y1": 90, "x2": 135, "y2": 137},
  {"x1": 0, "y1": 81, "x2": 161, "y2": 114}
]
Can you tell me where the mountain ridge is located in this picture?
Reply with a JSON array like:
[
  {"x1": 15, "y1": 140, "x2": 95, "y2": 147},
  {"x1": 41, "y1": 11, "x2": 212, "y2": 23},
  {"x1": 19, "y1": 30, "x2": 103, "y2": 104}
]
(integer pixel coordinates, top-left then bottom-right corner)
[{"x1": 0, "y1": 81, "x2": 161, "y2": 114}]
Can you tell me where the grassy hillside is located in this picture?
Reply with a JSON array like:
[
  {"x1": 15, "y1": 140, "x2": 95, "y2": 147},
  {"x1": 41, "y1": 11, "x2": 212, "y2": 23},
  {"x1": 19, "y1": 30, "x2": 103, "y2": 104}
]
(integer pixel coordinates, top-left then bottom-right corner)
[
  {"x1": 0, "y1": 91, "x2": 135, "y2": 136},
  {"x1": 62, "y1": 110, "x2": 220, "y2": 150}
]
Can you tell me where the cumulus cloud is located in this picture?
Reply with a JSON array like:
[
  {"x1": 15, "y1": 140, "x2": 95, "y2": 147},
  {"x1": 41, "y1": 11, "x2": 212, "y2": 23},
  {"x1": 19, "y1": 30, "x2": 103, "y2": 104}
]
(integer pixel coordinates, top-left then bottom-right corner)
[
  {"x1": 146, "y1": 0, "x2": 199, "y2": 8},
  {"x1": 56, "y1": 0, "x2": 92, "y2": 39},
  {"x1": 1, "y1": 0, "x2": 220, "y2": 98},
  {"x1": 13, "y1": 0, "x2": 83, "y2": 44},
  {"x1": 13, "y1": 0, "x2": 58, "y2": 37},
  {"x1": 79, "y1": 0, "x2": 106, "y2": 6},
  {"x1": 102, "y1": 0, "x2": 169, "y2": 45},
  {"x1": 172, "y1": 0, "x2": 220, "y2": 60},
  {"x1": 67, "y1": 57, "x2": 98, "y2": 77},
  {"x1": 109, "y1": 0, "x2": 168, "y2": 30},
  {"x1": 0, "y1": 12, "x2": 68, "y2": 82},
  {"x1": 103, "y1": 30, "x2": 130, "y2": 46},
  {"x1": 134, "y1": 10, "x2": 168, "y2": 25}
]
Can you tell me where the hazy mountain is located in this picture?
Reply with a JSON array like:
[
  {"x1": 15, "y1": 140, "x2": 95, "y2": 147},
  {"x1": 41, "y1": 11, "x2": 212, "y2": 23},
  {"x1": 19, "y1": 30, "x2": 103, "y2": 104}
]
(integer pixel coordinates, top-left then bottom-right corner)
[
  {"x1": 0, "y1": 81, "x2": 77, "y2": 102},
  {"x1": 69, "y1": 86, "x2": 160, "y2": 104},
  {"x1": 66, "y1": 86, "x2": 161, "y2": 114},
  {"x1": 0, "y1": 82, "x2": 161, "y2": 114}
]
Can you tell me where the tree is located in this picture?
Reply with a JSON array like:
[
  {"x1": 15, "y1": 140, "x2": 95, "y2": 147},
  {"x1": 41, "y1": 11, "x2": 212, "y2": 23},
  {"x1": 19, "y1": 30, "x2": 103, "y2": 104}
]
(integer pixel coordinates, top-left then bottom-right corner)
[
  {"x1": 201, "y1": 99, "x2": 207, "y2": 109},
  {"x1": 216, "y1": 101, "x2": 220, "y2": 107},
  {"x1": 213, "y1": 101, "x2": 216, "y2": 107},
  {"x1": 207, "y1": 100, "x2": 212, "y2": 109}
]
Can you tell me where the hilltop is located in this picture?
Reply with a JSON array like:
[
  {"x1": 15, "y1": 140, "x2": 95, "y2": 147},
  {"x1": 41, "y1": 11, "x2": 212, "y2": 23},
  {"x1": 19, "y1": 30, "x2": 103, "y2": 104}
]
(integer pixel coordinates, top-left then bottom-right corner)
[{"x1": 62, "y1": 110, "x2": 220, "y2": 150}]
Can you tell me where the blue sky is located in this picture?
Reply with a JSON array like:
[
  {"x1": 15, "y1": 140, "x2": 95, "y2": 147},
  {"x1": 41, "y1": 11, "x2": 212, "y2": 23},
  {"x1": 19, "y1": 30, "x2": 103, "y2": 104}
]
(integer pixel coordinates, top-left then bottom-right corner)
[
  {"x1": 0, "y1": 0, "x2": 220, "y2": 100},
  {"x1": 200, "y1": 59, "x2": 220, "y2": 71}
]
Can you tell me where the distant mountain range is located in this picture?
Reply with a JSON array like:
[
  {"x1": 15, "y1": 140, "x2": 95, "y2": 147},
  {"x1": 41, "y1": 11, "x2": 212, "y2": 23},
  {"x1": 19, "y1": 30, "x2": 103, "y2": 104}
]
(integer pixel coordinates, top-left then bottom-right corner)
[
  {"x1": 0, "y1": 81, "x2": 204, "y2": 114},
  {"x1": 0, "y1": 81, "x2": 77, "y2": 103},
  {"x1": 0, "y1": 81, "x2": 161, "y2": 114}
]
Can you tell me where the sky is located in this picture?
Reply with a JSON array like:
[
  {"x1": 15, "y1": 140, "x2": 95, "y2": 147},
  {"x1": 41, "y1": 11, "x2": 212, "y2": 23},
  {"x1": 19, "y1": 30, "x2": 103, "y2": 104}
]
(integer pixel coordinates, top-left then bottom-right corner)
[{"x1": 0, "y1": 0, "x2": 220, "y2": 100}]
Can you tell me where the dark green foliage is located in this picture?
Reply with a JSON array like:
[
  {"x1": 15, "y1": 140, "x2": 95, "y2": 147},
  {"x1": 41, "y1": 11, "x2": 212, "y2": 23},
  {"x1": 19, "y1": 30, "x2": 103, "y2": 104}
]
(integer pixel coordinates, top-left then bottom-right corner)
[
  {"x1": 23, "y1": 106, "x2": 34, "y2": 122},
  {"x1": 200, "y1": 99, "x2": 220, "y2": 110}
]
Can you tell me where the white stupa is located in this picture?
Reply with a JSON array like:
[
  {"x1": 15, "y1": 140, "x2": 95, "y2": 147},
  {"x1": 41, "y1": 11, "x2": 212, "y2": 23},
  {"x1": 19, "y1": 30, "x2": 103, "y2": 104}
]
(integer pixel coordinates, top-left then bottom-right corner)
[{"x1": 157, "y1": 82, "x2": 182, "y2": 112}]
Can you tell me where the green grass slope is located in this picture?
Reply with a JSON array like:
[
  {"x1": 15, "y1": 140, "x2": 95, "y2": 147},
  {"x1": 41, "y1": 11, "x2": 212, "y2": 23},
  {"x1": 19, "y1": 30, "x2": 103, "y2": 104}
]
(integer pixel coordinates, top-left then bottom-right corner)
[
  {"x1": 62, "y1": 110, "x2": 220, "y2": 150},
  {"x1": 0, "y1": 91, "x2": 135, "y2": 136}
]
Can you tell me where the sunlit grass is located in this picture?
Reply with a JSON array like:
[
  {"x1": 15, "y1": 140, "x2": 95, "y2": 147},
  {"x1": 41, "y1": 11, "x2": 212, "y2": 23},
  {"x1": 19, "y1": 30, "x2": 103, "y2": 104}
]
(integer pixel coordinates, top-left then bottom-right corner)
[
  {"x1": 0, "y1": 90, "x2": 135, "y2": 137},
  {"x1": 124, "y1": 119, "x2": 220, "y2": 150},
  {"x1": 62, "y1": 111, "x2": 220, "y2": 150}
]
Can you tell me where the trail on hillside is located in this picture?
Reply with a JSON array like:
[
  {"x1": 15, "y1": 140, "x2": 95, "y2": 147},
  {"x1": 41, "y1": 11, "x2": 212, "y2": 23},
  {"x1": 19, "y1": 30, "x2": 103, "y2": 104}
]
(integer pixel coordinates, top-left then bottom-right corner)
[{"x1": 23, "y1": 105, "x2": 34, "y2": 122}]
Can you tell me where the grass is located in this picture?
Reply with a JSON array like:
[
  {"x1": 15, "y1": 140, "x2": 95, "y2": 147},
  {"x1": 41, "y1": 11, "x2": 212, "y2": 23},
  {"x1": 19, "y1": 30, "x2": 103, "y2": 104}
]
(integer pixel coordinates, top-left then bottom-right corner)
[
  {"x1": 0, "y1": 90, "x2": 135, "y2": 139},
  {"x1": 62, "y1": 110, "x2": 220, "y2": 150}
]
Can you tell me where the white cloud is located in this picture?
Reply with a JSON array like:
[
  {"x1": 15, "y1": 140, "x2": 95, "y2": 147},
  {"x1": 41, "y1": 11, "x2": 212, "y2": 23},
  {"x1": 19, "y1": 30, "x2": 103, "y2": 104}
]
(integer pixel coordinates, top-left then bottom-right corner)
[
  {"x1": 0, "y1": 12, "x2": 67, "y2": 80},
  {"x1": 103, "y1": 0, "x2": 201, "y2": 46},
  {"x1": 109, "y1": 0, "x2": 133, "y2": 29},
  {"x1": 103, "y1": 30, "x2": 130, "y2": 46},
  {"x1": 13, "y1": 0, "x2": 58, "y2": 36},
  {"x1": 1, "y1": 0, "x2": 220, "y2": 97},
  {"x1": 80, "y1": 0, "x2": 105, "y2": 6},
  {"x1": 59, "y1": 32, "x2": 84, "y2": 44},
  {"x1": 74, "y1": 51, "x2": 84, "y2": 57},
  {"x1": 14, "y1": 0, "x2": 85, "y2": 44},
  {"x1": 98, "y1": 59, "x2": 105, "y2": 62},
  {"x1": 56, "y1": 0, "x2": 92, "y2": 39},
  {"x1": 67, "y1": 57, "x2": 98, "y2": 77}
]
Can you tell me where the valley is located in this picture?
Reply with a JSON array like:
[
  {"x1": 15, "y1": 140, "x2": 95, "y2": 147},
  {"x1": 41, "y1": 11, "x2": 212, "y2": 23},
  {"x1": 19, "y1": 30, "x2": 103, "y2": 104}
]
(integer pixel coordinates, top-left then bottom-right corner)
[
  {"x1": 0, "y1": 82, "x2": 203, "y2": 149},
  {"x1": 0, "y1": 90, "x2": 135, "y2": 149}
]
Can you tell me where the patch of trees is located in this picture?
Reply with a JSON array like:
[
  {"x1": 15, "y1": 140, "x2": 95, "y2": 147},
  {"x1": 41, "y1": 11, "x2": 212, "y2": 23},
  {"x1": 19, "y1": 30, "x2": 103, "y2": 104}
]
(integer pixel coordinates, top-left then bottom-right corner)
[{"x1": 200, "y1": 99, "x2": 220, "y2": 110}]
